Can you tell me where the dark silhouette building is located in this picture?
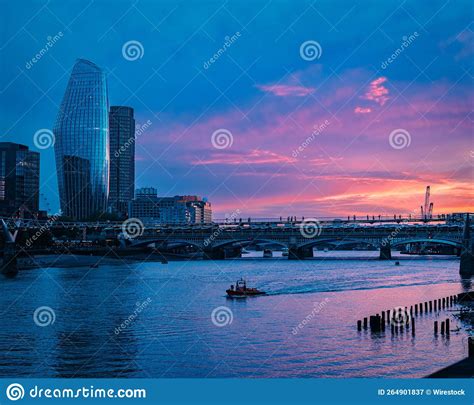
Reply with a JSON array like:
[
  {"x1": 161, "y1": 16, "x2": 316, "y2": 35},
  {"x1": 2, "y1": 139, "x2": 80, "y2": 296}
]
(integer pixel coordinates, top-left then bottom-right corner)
[
  {"x1": 0, "y1": 142, "x2": 39, "y2": 218},
  {"x1": 109, "y1": 106, "x2": 135, "y2": 217}
]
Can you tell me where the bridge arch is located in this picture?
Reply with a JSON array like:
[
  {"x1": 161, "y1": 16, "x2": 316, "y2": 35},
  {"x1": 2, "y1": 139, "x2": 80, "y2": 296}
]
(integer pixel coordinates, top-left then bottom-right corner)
[{"x1": 391, "y1": 238, "x2": 462, "y2": 249}]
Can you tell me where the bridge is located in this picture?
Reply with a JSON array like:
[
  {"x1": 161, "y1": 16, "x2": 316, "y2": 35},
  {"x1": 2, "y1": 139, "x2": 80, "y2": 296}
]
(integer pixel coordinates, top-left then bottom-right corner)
[{"x1": 1, "y1": 214, "x2": 473, "y2": 275}]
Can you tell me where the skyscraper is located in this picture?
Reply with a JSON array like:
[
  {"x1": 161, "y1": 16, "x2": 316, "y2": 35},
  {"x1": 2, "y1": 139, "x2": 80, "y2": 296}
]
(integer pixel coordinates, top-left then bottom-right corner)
[
  {"x1": 109, "y1": 106, "x2": 135, "y2": 217},
  {"x1": 0, "y1": 142, "x2": 39, "y2": 218},
  {"x1": 54, "y1": 59, "x2": 109, "y2": 220}
]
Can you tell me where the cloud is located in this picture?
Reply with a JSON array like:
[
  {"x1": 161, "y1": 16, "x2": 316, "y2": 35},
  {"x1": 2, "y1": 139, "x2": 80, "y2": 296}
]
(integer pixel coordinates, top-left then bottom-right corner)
[
  {"x1": 194, "y1": 149, "x2": 296, "y2": 165},
  {"x1": 354, "y1": 106, "x2": 372, "y2": 114},
  {"x1": 255, "y1": 84, "x2": 315, "y2": 97},
  {"x1": 362, "y1": 77, "x2": 389, "y2": 106}
]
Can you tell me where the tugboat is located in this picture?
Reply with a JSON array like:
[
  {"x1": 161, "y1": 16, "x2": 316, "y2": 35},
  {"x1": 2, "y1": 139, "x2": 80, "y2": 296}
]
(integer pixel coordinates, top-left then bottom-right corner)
[{"x1": 226, "y1": 278, "x2": 266, "y2": 297}]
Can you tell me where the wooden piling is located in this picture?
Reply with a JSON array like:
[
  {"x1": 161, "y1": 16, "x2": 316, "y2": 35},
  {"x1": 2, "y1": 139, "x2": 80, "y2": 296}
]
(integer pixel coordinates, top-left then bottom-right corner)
[
  {"x1": 357, "y1": 320, "x2": 362, "y2": 331},
  {"x1": 441, "y1": 321, "x2": 445, "y2": 335},
  {"x1": 429, "y1": 301, "x2": 432, "y2": 311},
  {"x1": 414, "y1": 304, "x2": 418, "y2": 315},
  {"x1": 411, "y1": 317, "x2": 415, "y2": 336},
  {"x1": 363, "y1": 317, "x2": 368, "y2": 329},
  {"x1": 434, "y1": 321, "x2": 438, "y2": 334},
  {"x1": 434, "y1": 300, "x2": 437, "y2": 311},
  {"x1": 445, "y1": 318, "x2": 450, "y2": 336},
  {"x1": 424, "y1": 302, "x2": 428, "y2": 312}
]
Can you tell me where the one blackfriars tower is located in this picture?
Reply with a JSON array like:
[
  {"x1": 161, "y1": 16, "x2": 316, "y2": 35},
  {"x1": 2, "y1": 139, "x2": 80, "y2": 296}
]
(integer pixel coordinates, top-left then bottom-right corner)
[{"x1": 54, "y1": 59, "x2": 109, "y2": 220}]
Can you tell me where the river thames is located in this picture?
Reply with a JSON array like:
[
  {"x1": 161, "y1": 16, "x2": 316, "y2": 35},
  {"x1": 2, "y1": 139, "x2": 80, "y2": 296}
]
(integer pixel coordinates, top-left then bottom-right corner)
[{"x1": 0, "y1": 251, "x2": 471, "y2": 378}]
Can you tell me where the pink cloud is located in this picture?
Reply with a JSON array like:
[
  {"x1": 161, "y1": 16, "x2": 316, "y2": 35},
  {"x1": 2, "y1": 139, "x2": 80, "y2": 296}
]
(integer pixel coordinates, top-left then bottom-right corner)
[
  {"x1": 363, "y1": 77, "x2": 389, "y2": 106},
  {"x1": 194, "y1": 149, "x2": 296, "y2": 165},
  {"x1": 256, "y1": 84, "x2": 315, "y2": 97},
  {"x1": 136, "y1": 68, "x2": 472, "y2": 216},
  {"x1": 354, "y1": 106, "x2": 372, "y2": 114}
]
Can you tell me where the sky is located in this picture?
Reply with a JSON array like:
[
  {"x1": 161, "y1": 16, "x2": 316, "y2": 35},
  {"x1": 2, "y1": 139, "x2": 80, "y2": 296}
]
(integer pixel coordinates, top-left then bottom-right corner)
[{"x1": 0, "y1": 0, "x2": 473, "y2": 218}]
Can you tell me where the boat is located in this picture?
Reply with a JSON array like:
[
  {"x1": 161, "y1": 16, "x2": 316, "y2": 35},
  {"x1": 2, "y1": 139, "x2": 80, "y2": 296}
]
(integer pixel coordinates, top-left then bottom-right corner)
[
  {"x1": 226, "y1": 278, "x2": 266, "y2": 297},
  {"x1": 263, "y1": 249, "x2": 273, "y2": 258}
]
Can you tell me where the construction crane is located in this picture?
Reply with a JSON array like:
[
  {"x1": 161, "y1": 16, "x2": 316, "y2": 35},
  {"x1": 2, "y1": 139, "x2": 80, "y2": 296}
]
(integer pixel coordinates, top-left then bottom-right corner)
[{"x1": 420, "y1": 186, "x2": 434, "y2": 220}]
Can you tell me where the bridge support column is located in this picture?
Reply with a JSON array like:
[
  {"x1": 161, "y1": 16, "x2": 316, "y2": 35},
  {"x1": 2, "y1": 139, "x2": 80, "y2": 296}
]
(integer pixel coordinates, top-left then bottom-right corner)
[
  {"x1": 379, "y1": 243, "x2": 392, "y2": 260},
  {"x1": 460, "y1": 214, "x2": 474, "y2": 276},
  {"x1": 288, "y1": 246, "x2": 313, "y2": 260},
  {"x1": 1, "y1": 241, "x2": 18, "y2": 276},
  {"x1": 203, "y1": 247, "x2": 241, "y2": 260}
]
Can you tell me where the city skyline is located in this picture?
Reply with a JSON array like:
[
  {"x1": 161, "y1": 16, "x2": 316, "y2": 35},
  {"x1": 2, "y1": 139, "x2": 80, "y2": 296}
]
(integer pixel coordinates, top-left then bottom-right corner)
[{"x1": 1, "y1": 1, "x2": 472, "y2": 217}]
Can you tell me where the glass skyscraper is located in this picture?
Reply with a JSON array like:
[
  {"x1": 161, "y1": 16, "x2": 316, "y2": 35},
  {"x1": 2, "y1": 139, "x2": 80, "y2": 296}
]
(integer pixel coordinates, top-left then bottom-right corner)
[
  {"x1": 54, "y1": 59, "x2": 109, "y2": 220},
  {"x1": 109, "y1": 106, "x2": 135, "y2": 218}
]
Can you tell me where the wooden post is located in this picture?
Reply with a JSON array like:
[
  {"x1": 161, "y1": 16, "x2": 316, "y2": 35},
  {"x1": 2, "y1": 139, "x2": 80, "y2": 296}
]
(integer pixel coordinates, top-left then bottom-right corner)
[
  {"x1": 357, "y1": 320, "x2": 362, "y2": 331},
  {"x1": 381, "y1": 311, "x2": 385, "y2": 324},
  {"x1": 424, "y1": 302, "x2": 428, "y2": 312},
  {"x1": 411, "y1": 317, "x2": 415, "y2": 336},
  {"x1": 429, "y1": 301, "x2": 432, "y2": 311},
  {"x1": 434, "y1": 321, "x2": 438, "y2": 334},
  {"x1": 441, "y1": 321, "x2": 445, "y2": 335},
  {"x1": 434, "y1": 300, "x2": 437, "y2": 311},
  {"x1": 363, "y1": 317, "x2": 368, "y2": 329},
  {"x1": 391, "y1": 324, "x2": 394, "y2": 334},
  {"x1": 387, "y1": 310, "x2": 391, "y2": 323},
  {"x1": 445, "y1": 318, "x2": 450, "y2": 336},
  {"x1": 414, "y1": 304, "x2": 418, "y2": 315}
]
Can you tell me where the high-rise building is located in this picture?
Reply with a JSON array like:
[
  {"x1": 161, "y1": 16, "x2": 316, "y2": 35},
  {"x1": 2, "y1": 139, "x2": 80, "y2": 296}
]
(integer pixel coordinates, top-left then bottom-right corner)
[
  {"x1": 0, "y1": 142, "x2": 39, "y2": 218},
  {"x1": 54, "y1": 59, "x2": 109, "y2": 220},
  {"x1": 129, "y1": 188, "x2": 212, "y2": 224},
  {"x1": 109, "y1": 106, "x2": 135, "y2": 217}
]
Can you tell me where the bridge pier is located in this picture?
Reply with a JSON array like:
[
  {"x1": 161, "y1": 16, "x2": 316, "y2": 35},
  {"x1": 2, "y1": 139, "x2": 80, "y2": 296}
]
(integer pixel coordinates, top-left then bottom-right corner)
[
  {"x1": 1, "y1": 241, "x2": 18, "y2": 276},
  {"x1": 460, "y1": 214, "x2": 474, "y2": 277},
  {"x1": 288, "y1": 246, "x2": 313, "y2": 260},
  {"x1": 379, "y1": 243, "x2": 392, "y2": 260},
  {"x1": 204, "y1": 247, "x2": 242, "y2": 260}
]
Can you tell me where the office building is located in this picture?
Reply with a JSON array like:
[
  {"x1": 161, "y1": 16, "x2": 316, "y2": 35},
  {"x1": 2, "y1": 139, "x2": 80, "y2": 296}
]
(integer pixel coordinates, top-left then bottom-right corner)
[
  {"x1": 129, "y1": 188, "x2": 212, "y2": 224},
  {"x1": 0, "y1": 142, "x2": 39, "y2": 217},
  {"x1": 54, "y1": 59, "x2": 109, "y2": 220},
  {"x1": 109, "y1": 106, "x2": 135, "y2": 217}
]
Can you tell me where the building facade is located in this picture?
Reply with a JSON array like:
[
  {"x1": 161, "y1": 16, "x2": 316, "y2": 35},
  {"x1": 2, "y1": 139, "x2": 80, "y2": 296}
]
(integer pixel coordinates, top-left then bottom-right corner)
[
  {"x1": 54, "y1": 59, "x2": 109, "y2": 220},
  {"x1": 109, "y1": 106, "x2": 135, "y2": 218},
  {"x1": 0, "y1": 143, "x2": 39, "y2": 218},
  {"x1": 129, "y1": 188, "x2": 212, "y2": 224}
]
